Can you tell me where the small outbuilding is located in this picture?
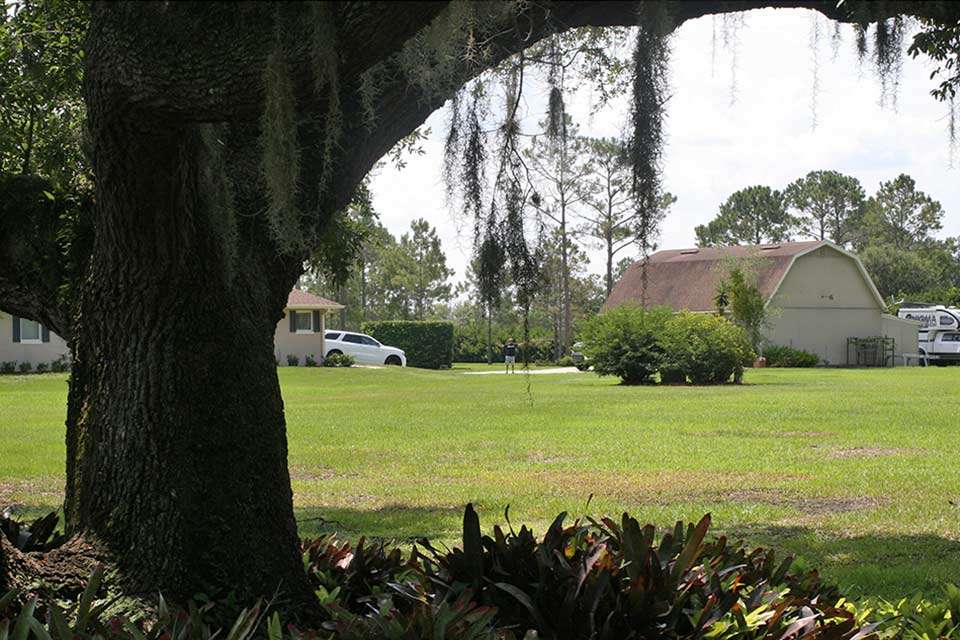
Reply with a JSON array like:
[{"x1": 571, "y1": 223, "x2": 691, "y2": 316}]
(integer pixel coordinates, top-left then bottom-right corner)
[
  {"x1": 604, "y1": 240, "x2": 919, "y2": 366},
  {"x1": 274, "y1": 289, "x2": 344, "y2": 366}
]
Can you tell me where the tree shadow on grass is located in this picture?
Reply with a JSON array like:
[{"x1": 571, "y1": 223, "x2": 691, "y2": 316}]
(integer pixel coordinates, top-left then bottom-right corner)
[
  {"x1": 726, "y1": 524, "x2": 960, "y2": 599},
  {"x1": 294, "y1": 504, "x2": 463, "y2": 544}
]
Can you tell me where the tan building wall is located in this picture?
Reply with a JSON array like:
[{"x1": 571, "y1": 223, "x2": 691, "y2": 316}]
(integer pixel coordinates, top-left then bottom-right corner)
[
  {"x1": 764, "y1": 245, "x2": 917, "y2": 365},
  {"x1": 273, "y1": 309, "x2": 328, "y2": 366},
  {"x1": 0, "y1": 313, "x2": 69, "y2": 367},
  {"x1": 881, "y1": 314, "x2": 921, "y2": 363}
]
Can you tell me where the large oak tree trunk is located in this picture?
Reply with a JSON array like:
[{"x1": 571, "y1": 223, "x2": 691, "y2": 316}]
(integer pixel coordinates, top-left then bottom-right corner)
[{"x1": 64, "y1": 118, "x2": 312, "y2": 602}]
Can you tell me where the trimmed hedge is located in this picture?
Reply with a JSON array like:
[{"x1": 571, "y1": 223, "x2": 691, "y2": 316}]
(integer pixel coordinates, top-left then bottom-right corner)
[
  {"x1": 764, "y1": 344, "x2": 820, "y2": 367},
  {"x1": 362, "y1": 320, "x2": 454, "y2": 369}
]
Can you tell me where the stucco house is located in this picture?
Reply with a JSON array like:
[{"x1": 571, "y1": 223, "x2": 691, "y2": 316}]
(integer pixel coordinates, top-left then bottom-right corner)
[
  {"x1": 0, "y1": 313, "x2": 69, "y2": 368},
  {"x1": 604, "y1": 240, "x2": 919, "y2": 365},
  {"x1": 275, "y1": 289, "x2": 344, "y2": 365}
]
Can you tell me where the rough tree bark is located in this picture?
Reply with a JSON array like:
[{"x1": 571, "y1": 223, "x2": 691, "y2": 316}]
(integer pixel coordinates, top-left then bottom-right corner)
[{"x1": 2, "y1": 0, "x2": 956, "y2": 606}]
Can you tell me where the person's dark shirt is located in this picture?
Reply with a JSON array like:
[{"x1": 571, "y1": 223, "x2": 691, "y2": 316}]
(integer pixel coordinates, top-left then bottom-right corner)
[{"x1": 504, "y1": 342, "x2": 517, "y2": 357}]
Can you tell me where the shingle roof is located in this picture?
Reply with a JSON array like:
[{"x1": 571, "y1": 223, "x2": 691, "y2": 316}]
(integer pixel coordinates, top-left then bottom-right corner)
[
  {"x1": 603, "y1": 241, "x2": 824, "y2": 312},
  {"x1": 286, "y1": 289, "x2": 344, "y2": 310}
]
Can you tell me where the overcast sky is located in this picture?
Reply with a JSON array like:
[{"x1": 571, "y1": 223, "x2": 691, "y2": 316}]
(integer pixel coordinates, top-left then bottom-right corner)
[{"x1": 368, "y1": 8, "x2": 958, "y2": 284}]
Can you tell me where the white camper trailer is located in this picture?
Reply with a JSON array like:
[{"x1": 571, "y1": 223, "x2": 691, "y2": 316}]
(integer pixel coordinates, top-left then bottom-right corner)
[{"x1": 897, "y1": 304, "x2": 960, "y2": 364}]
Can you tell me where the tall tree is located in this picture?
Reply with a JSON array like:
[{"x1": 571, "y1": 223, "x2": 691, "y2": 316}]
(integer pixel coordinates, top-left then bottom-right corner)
[
  {"x1": 695, "y1": 185, "x2": 794, "y2": 246},
  {"x1": 525, "y1": 116, "x2": 589, "y2": 354},
  {"x1": 784, "y1": 170, "x2": 865, "y2": 245},
  {"x1": 578, "y1": 137, "x2": 676, "y2": 295},
  {"x1": 305, "y1": 181, "x2": 381, "y2": 327},
  {"x1": 0, "y1": 1, "x2": 88, "y2": 191},
  {"x1": 396, "y1": 218, "x2": 453, "y2": 320},
  {"x1": 2, "y1": 0, "x2": 958, "y2": 605},
  {"x1": 858, "y1": 174, "x2": 944, "y2": 251}
]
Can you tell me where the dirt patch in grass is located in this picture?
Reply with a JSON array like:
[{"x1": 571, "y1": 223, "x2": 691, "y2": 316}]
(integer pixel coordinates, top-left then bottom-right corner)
[
  {"x1": 524, "y1": 452, "x2": 576, "y2": 465},
  {"x1": 527, "y1": 469, "x2": 810, "y2": 505},
  {"x1": 721, "y1": 488, "x2": 882, "y2": 515},
  {"x1": 781, "y1": 431, "x2": 837, "y2": 439},
  {"x1": 289, "y1": 466, "x2": 357, "y2": 482},
  {"x1": 818, "y1": 446, "x2": 907, "y2": 460},
  {"x1": 0, "y1": 477, "x2": 64, "y2": 511}
]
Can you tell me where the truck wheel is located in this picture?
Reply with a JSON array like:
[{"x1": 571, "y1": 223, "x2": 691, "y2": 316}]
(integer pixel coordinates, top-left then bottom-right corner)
[
  {"x1": 326, "y1": 349, "x2": 342, "y2": 358},
  {"x1": 385, "y1": 355, "x2": 402, "y2": 366}
]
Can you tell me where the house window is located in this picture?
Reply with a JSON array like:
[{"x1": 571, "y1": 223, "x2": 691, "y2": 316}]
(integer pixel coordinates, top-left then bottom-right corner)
[
  {"x1": 294, "y1": 311, "x2": 314, "y2": 333},
  {"x1": 19, "y1": 318, "x2": 42, "y2": 344}
]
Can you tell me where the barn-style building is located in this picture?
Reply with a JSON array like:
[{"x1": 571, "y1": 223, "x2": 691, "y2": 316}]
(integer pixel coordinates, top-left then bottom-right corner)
[{"x1": 604, "y1": 240, "x2": 919, "y2": 365}]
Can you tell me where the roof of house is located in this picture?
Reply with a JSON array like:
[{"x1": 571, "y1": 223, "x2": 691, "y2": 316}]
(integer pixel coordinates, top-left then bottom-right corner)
[
  {"x1": 286, "y1": 289, "x2": 344, "y2": 310},
  {"x1": 603, "y1": 240, "x2": 881, "y2": 312}
]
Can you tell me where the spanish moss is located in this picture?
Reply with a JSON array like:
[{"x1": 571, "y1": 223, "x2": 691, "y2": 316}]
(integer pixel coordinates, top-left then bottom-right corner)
[
  {"x1": 309, "y1": 2, "x2": 343, "y2": 190},
  {"x1": 631, "y1": 3, "x2": 671, "y2": 305},
  {"x1": 259, "y1": 36, "x2": 303, "y2": 254}
]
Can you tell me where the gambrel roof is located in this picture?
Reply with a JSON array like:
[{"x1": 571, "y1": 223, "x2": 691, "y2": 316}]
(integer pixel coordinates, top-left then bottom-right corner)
[{"x1": 603, "y1": 240, "x2": 884, "y2": 312}]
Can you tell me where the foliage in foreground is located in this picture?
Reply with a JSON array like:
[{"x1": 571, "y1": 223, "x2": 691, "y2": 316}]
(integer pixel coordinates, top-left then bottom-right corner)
[{"x1": 13, "y1": 505, "x2": 960, "y2": 639}]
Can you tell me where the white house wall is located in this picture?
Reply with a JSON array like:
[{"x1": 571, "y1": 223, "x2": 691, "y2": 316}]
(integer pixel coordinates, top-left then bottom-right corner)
[
  {"x1": 273, "y1": 310, "x2": 327, "y2": 365},
  {"x1": 0, "y1": 313, "x2": 69, "y2": 367}
]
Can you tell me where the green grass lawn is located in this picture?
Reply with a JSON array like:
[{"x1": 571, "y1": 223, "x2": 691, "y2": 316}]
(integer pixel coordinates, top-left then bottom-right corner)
[{"x1": 2, "y1": 366, "x2": 959, "y2": 599}]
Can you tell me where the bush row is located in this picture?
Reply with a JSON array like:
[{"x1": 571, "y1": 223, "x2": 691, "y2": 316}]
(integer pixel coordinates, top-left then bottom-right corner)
[
  {"x1": 581, "y1": 306, "x2": 755, "y2": 385},
  {"x1": 0, "y1": 356, "x2": 69, "y2": 375},
  {"x1": 280, "y1": 353, "x2": 354, "y2": 367},
  {"x1": 763, "y1": 344, "x2": 821, "y2": 367},
  {"x1": 363, "y1": 320, "x2": 454, "y2": 369},
  {"x1": 454, "y1": 330, "x2": 558, "y2": 363},
  {"x1": 8, "y1": 505, "x2": 947, "y2": 640}
]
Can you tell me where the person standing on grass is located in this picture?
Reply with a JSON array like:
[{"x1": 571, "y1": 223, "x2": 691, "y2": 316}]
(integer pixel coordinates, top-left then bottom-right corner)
[{"x1": 504, "y1": 337, "x2": 518, "y2": 374}]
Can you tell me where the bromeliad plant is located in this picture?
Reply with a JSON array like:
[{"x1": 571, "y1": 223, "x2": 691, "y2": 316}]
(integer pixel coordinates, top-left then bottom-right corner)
[
  {"x1": 0, "y1": 509, "x2": 66, "y2": 552},
  {"x1": 9, "y1": 505, "x2": 954, "y2": 639},
  {"x1": 408, "y1": 506, "x2": 863, "y2": 640}
]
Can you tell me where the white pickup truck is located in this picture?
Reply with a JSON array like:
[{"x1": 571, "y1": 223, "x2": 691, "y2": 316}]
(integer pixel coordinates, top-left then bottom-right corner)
[
  {"x1": 897, "y1": 305, "x2": 960, "y2": 365},
  {"x1": 324, "y1": 331, "x2": 407, "y2": 366}
]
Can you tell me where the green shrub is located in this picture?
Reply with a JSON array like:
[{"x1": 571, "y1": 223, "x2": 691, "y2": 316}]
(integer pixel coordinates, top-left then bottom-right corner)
[
  {"x1": 580, "y1": 305, "x2": 672, "y2": 384},
  {"x1": 35, "y1": 362, "x2": 48, "y2": 373},
  {"x1": 660, "y1": 312, "x2": 755, "y2": 385},
  {"x1": 556, "y1": 355, "x2": 575, "y2": 367},
  {"x1": 362, "y1": 320, "x2": 453, "y2": 369},
  {"x1": 17, "y1": 361, "x2": 32, "y2": 374},
  {"x1": 50, "y1": 355, "x2": 69, "y2": 373},
  {"x1": 1, "y1": 361, "x2": 15, "y2": 374},
  {"x1": 764, "y1": 344, "x2": 820, "y2": 367},
  {"x1": 304, "y1": 354, "x2": 318, "y2": 367},
  {"x1": 286, "y1": 354, "x2": 299, "y2": 367},
  {"x1": 322, "y1": 353, "x2": 354, "y2": 367},
  {"x1": 659, "y1": 366, "x2": 685, "y2": 384}
]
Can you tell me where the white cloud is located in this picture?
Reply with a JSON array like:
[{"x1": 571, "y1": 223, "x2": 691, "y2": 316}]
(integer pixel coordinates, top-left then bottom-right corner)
[{"x1": 370, "y1": 8, "x2": 958, "y2": 283}]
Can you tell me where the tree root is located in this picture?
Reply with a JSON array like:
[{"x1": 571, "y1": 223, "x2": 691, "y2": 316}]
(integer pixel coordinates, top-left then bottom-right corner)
[{"x1": 1, "y1": 533, "x2": 111, "y2": 598}]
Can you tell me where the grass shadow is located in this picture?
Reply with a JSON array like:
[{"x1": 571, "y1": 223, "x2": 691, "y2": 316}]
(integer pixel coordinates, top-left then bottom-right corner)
[
  {"x1": 295, "y1": 504, "x2": 462, "y2": 544},
  {"x1": 726, "y1": 523, "x2": 960, "y2": 599}
]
